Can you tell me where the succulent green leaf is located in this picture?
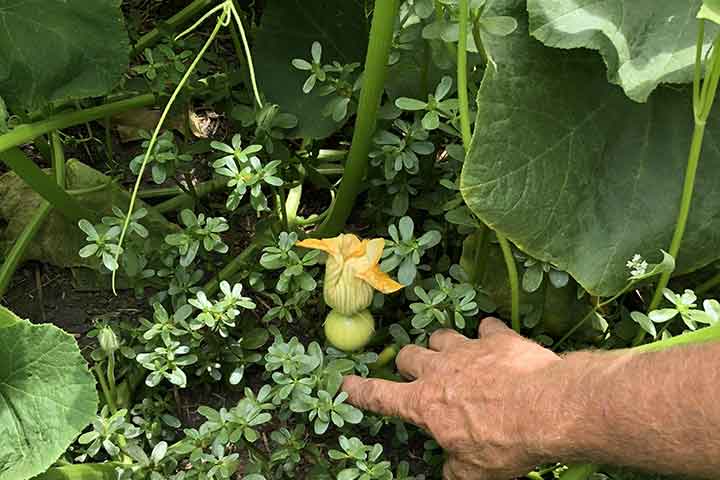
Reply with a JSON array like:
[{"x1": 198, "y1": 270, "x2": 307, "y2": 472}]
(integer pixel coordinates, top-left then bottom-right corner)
[
  {"x1": 0, "y1": 0, "x2": 130, "y2": 111},
  {"x1": 0, "y1": 307, "x2": 98, "y2": 480},
  {"x1": 631, "y1": 311, "x2": 657, "y2": 337},
  {"x1": 461, "y1": 0, "x2": 720, "y2": 296},
  {"x1": 527, "y1": 0, "x2": 720, "y2": 102},
  {"x1": 254, "y1": 0, "x2": 368, "y2": 139}
]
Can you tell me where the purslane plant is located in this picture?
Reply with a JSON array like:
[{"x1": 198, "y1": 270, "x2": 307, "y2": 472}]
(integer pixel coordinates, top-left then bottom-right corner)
[
  {"x1": 130, "y1": 130, "x2": 192, "y2": 185},
  {"x1": 164, "y1": 209, "x2": 229, "y2": 266},
  {"x1": 381, "y1": 216, "x2": 442, "y2": 285}
]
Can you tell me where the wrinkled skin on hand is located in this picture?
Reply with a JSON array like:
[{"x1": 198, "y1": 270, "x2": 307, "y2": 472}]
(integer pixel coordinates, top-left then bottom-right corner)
[{"x1": 342, "y1": 317, "x2": 561, "y2": 480}]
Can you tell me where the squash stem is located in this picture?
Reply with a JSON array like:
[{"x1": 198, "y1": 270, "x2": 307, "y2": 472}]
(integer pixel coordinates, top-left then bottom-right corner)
[
  {"x1": 0, "y1": 94, "x2": 155, "y2": 154},
  {"x1": 457, "y1": 0, "x2": 520, "y2": 332},
  {"x1": 640, "y1": 25, "x2": 720, "y2": 344},
  {"x1": 0, "y1": 133, "x2": 67, "y2": 296},
  {"x1": 314, "y1": 0, "x2": 399, "y2": 236}
]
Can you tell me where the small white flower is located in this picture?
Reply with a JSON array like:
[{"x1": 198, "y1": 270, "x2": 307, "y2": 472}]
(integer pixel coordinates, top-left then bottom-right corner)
[{"x1": 626, "y1": 254, "x2": 648, "y2": 277}]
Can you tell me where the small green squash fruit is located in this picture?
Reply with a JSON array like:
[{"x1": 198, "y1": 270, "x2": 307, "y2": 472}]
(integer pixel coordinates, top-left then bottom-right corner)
[{"x1": 324, "y1": 309, "x2": 375, "y2": 351}]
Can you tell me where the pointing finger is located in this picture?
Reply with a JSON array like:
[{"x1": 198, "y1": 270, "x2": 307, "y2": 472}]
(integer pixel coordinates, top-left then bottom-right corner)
[
  {"x1": 342, "y1": 375, "x2": 423, "y2": 425},
  {"x1": 429, "y1": 328, "x2": 468, "y2": 351},
  {"x1": 396, "y1": 344, "x2": 437, "y2": 379}
]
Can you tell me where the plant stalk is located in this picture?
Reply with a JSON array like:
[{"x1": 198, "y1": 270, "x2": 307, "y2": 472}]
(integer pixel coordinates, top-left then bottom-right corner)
[
  {"x1": 114, "y1": 10, "x2": 227, "y2": 293},
  {"x1": 457, "y1": 0, "x2": 520, "y2": 332},
  {"x1": 285, "y1": 184, "x2": 302, "y2": 228},
  {"x1": 94, "y1": 364, "x2": 118, "y2": 414},
  {"x1": 154, "y1": 178, "x2": 227, "y2": 214},
  {"x1": 132, "y1": 0, "x2": 214, "y2": 55},
  {"x1": 647, "y1": 122, "x2": 705, "y2": 313},
  {"x1": 0, "y1": 147, "x2": 95, "y2": 222},
  {"x1": 641, "y1": 26, "x2": 720, "y2": 343},
  {"x1": 314, "y1": 0, "x2": 399, "y2": 236},
  {"x1": 457, "y1": 0, "x2": 472, "y2": 146},
  {"x1": 0, "y1": 94, "x2": 155, "y2": 154},
  {"x1": 497, "y1": 234, "x2": 520, "y2": 332},
  {"x1": 0, "y1": 133, "x2": 66, "y2": 296}
]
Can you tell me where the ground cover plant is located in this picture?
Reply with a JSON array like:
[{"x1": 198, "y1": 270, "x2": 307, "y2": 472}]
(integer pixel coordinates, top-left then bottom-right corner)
[{"x1": 3, "y1": 0, "x2": 720, "y2": 479}]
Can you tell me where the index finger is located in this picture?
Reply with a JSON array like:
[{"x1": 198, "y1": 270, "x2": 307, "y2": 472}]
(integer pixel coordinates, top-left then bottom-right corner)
[{"x1": 342, "y1": 375, "x2": 424, "y2": 426}]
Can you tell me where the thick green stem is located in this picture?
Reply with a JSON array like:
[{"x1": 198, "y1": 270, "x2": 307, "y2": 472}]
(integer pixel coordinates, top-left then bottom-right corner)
[
  {"x1": 0, "y1": 133, "x2": 67, "y2": 297},
  {"x1": 315, "y1": 0, "x2": 399, "y2": 237},
  {"x1": 51, "y1": 132, "x2": 66, "y2": 186},
  {"x1": 94, "y1": 364, "x2": 118, "y2": 414},
  {"x1": 369, "y1": 345, "x2": 399, "y2": 370},
  {"x1": 0, "y1": 147, "x2": 95, "y2": 221},
  {"x1": 640, "y1": 26, "x2": 720, "y2": 344},
  {"x1": 497, "y1": 234, "x2": 521, "y2": 332},
  {"x1": 138, "y1": 185, "x2": 184, "y2": 199},
  {"x1": 132, "y1": 0, "x2": 214, "y2": 55},
  {"x1": 0, "y1": 203, "x2": 51, "y2": 297},
  {"x1": 457, "y1": 0, "x2": 520, "y2": 332},
  {"x1": 296, "y1": 208, "x2": 331, "y2": 226},
  {"x1": 647, "y1": 123, "x2": 705, "y2": 312},
  {"x1": 106, "y1": 352, "x2": 117, "y2": 407},
  {"x1": 457, "y1": 0, "x2": 472, "y2": 146},
  {"x1": 633, "y1": 321, "x2": 720, "y2": 353},
  {"x1": 0, "y1": 94, "x2": 155, "y2": 154},
  {"x1": 153, "y1": 178, "x2": 227, "y2": 214}
]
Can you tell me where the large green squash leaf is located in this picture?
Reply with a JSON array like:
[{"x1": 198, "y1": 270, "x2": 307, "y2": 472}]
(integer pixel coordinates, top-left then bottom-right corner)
[
  {"x1": 527, "y1": 0, "x2": 720, "y2": 102},
  {"x1": 0, "y1": 307, "x2": 98, "y2": 480},
  {"x1": 254, "y1": 0, "x2": 369, "y2": 139},
  {"x1": 460, "y1": 0, "x2": 720, "y2": 297},
  {"x1": 0, "y1": 0, "x2": 129, "y2": 111}
]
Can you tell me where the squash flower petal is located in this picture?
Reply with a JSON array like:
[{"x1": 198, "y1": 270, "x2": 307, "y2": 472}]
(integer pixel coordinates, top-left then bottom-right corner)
[{"x1": 297, "y1": 234, "x2": 403, "y2": 315}]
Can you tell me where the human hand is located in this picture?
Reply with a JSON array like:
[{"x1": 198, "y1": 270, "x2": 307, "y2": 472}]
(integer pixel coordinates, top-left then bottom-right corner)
[{"x1": 342, "y1": 317, "x2": 564, "y2": 479}]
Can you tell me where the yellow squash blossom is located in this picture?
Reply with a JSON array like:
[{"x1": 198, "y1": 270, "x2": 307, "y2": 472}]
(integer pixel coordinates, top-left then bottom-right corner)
[
  {"x1": 297, "y1": 234, "x2": 403, "y2": 315},
  {"x1": 297, "y1": 234, "x2": 403, "y2": 351}
]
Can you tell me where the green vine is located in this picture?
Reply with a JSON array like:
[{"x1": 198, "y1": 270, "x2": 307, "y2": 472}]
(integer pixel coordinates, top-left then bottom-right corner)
[
  {"x1": 0, "y1": 133, "x2": 67, "y2": 296},
  {"x1": 112, "y1": 7, "x2": 229, "y2": 293},
  {"x1": 639, "y1": 22, "x2": 720, "y2": 342},
  {"x1": 0, "y1": 94, "x2": 155, "y2": 154},
  {"x1": 314, "y1": 0, "x2": 400, "y2": 237},
  {"x1": 457, "y1": 0, "x2": 521, "y2": 332}
]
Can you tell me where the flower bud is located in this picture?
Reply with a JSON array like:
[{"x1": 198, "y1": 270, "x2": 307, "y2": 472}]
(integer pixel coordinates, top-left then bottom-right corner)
[{"x1": 98, "y1": 325, "x2": 120, "y2": 354}]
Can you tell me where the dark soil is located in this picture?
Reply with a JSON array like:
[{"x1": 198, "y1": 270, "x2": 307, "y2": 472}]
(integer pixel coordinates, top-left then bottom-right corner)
[{"x1": 1, "y1": 263, "x2": 146, "y2": 337}]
